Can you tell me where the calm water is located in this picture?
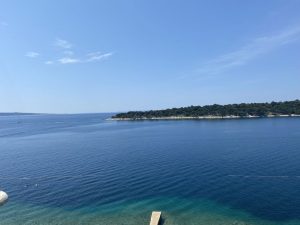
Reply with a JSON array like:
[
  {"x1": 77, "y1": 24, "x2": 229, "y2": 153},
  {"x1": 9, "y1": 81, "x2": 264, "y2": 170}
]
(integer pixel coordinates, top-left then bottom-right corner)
[{"x1": 0, "y1": 114, "x2": 300, "y2": 225}]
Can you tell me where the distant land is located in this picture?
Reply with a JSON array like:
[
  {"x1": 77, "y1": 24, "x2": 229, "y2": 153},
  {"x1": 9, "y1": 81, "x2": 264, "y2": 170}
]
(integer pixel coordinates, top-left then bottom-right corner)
[
  {"x1": 0, "y1": 113, "x2": 38, "y2": 116},
  {"x1": 112, "y1": 100, "x2": 300, "y2": 120}
]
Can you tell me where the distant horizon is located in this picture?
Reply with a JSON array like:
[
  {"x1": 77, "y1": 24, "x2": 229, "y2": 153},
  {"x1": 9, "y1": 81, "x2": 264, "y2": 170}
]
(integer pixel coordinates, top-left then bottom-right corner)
[{"x1": 1, "y1": 98, "x2": 299, "y2": 114}]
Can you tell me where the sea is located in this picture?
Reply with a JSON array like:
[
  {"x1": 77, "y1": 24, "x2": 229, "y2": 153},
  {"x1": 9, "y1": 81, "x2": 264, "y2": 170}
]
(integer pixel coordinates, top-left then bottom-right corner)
[{"x1": 0, "y1": 114, "x2": 300, "y2": 225}]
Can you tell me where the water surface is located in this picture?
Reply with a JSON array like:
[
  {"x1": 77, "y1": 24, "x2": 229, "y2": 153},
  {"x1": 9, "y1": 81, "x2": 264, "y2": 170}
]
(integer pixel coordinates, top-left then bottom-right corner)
[{"x1": 0, "y1": 114, "x2": 300, "y2": 224}]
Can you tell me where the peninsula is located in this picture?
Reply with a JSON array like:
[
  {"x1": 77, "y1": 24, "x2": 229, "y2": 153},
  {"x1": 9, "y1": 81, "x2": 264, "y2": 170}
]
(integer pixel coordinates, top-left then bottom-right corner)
[{"x1": 112, "y1": 100, "x2": 300, "y2": 120}]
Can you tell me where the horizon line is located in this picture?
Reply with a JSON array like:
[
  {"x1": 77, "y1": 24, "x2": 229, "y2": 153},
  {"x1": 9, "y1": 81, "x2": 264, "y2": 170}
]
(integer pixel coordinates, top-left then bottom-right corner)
[{"x1": 1, "y1": 99, "x2": 299, "y2": 115}]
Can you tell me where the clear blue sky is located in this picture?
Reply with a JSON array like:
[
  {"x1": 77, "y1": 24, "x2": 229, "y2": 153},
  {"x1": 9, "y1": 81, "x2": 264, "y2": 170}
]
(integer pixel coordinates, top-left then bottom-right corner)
[{"x1": 1, "y1": 0, "x2": 300, "y2": 113}]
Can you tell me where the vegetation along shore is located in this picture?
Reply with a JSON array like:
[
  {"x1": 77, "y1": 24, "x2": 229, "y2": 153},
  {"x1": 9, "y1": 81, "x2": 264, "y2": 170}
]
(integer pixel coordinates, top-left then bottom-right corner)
[{"x1": 111, "y1": 100, "x2": 300, "y2": 120}]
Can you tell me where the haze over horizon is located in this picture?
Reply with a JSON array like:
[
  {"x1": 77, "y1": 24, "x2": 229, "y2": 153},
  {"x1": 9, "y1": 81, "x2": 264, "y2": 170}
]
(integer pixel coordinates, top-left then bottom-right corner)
[{"x1": 1, "y1": 0, "x2": 300, "y2": 113}]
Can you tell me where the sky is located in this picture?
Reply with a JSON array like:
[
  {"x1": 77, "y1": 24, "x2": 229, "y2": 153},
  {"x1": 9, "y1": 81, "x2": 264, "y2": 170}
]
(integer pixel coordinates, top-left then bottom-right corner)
[{"x1": 1, "y1": 0, "x2": 300, "y2": 113}]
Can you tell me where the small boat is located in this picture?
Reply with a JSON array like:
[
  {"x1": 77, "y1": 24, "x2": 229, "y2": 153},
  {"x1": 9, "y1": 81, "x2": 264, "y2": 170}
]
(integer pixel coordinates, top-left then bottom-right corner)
[{"x1": 0, "y1": 191, "x2": 8, "y2": 205}]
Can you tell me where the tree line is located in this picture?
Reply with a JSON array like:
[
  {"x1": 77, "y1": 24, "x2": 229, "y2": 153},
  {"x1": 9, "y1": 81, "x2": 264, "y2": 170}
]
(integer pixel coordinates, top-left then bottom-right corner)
[{"x1": 112, "y1": 100, "x2": 300, "y2": 119}]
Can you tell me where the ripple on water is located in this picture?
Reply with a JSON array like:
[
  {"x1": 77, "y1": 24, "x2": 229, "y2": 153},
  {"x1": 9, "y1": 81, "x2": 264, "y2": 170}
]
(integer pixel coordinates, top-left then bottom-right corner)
[
  {"x1": 1, "y1": 197, "x2": 300, "y2": 225},
  {"x1": 1, "y1": 116, "x2": 300, "y2": 224}
]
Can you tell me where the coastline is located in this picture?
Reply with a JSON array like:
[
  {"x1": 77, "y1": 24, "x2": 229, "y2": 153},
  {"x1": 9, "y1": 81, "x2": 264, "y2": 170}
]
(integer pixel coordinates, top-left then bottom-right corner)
[{"x1": 108, "y1": 114, "x2": 300, "y2": 121}]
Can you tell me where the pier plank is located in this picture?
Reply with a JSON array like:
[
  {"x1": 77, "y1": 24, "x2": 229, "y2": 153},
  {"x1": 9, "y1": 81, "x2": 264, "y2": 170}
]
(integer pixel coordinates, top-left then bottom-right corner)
[{"x1": 150, "y1": 211, "x2": 161, "y2": 225}]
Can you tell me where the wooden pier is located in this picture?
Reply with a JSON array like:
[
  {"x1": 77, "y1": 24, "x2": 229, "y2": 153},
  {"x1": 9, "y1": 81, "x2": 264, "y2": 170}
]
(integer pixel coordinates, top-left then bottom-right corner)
[{"x1": 150, "y1": 211, "x2": 161, "y2": 225}]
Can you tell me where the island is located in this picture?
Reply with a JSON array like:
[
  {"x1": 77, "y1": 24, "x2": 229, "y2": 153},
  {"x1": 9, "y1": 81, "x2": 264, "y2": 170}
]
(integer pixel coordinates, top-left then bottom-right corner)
[{"x1": 111, "y1": 100, "x2": 300, "y2": 120}]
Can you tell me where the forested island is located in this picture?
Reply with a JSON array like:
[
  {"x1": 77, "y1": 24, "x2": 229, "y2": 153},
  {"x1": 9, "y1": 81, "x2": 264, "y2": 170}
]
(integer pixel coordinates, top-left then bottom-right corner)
[{"x1": 112, "y1": 100, "x2": 300, "y2": 120}]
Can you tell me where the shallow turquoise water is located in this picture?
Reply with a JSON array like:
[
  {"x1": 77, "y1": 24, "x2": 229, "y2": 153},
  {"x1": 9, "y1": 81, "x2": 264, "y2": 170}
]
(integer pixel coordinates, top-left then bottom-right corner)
[{"x1": 0, "y1": 114, "x2": 300, "y2": 224}]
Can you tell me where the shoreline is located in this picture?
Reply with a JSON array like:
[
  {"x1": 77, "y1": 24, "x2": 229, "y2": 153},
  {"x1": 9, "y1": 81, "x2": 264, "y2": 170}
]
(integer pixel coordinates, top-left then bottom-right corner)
[{"x1": 108, "y1": 114, "x2": 300, "y2": 121}]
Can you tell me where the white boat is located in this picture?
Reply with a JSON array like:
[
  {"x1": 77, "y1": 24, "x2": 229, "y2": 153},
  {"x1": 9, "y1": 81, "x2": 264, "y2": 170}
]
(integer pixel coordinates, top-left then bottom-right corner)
[{"x1": 0, "y1": 191, "x2": 8, "y2": 205}]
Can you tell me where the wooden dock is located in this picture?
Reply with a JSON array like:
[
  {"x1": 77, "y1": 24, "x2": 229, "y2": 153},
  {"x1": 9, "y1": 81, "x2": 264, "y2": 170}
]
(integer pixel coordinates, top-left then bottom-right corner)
[{"x1": 150, "y1": 211, "x2": 161, "y2": 225}]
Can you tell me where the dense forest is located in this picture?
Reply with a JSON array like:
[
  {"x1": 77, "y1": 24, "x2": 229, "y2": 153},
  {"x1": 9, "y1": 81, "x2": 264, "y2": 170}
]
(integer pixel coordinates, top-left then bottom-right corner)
[{"x1": 112, "y1": 100, "x2": 300, "y2": 119}]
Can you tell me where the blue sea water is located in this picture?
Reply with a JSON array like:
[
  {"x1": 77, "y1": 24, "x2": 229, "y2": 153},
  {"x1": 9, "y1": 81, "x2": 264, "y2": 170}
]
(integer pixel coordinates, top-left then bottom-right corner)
[{"x1": 0, "y1": 114, "x2": 300, "y2": 225}]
